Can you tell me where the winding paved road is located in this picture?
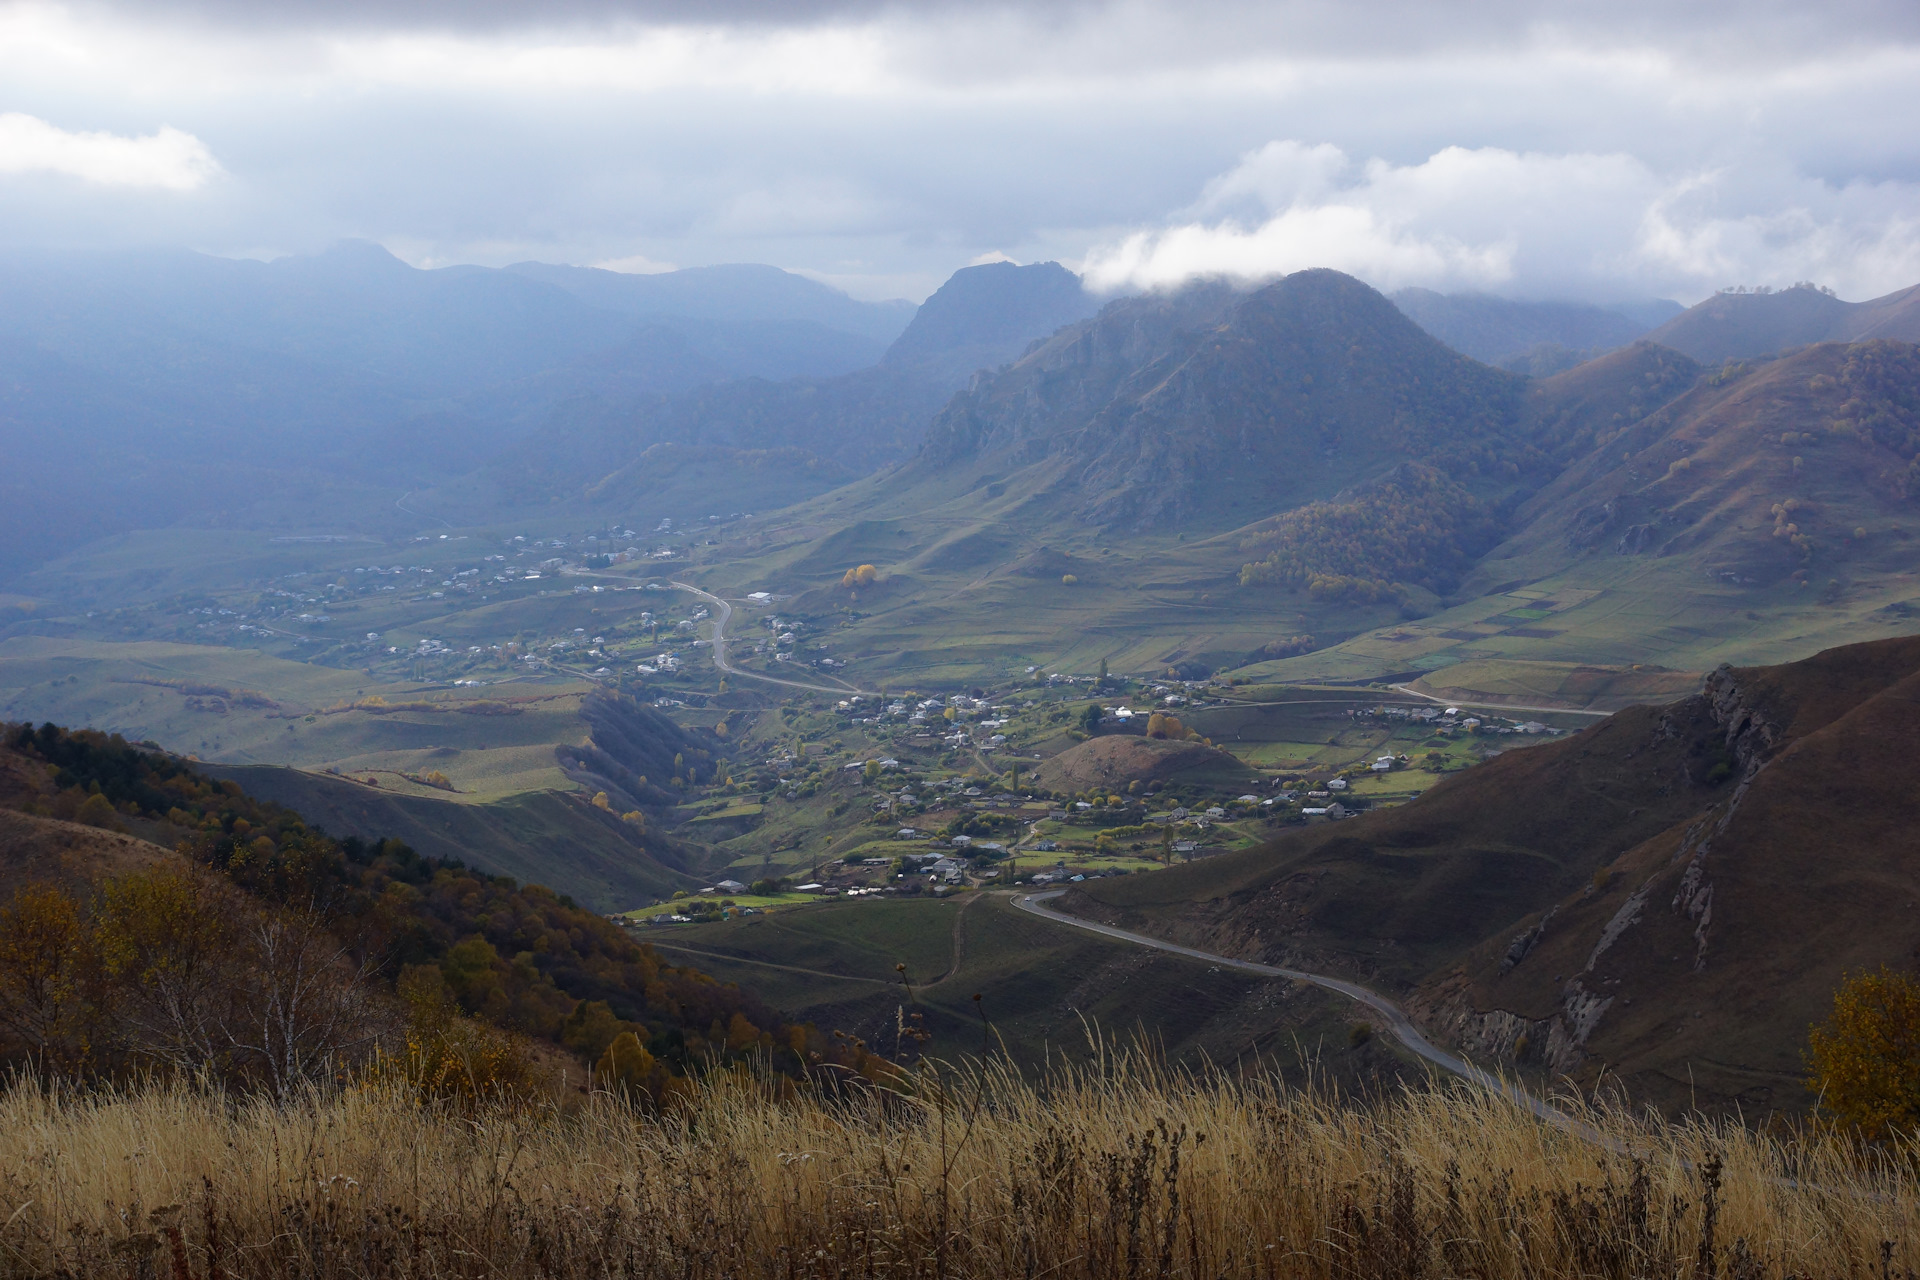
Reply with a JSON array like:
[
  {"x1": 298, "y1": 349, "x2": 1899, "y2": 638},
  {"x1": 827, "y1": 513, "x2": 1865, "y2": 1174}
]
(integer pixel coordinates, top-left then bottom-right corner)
[
  {"x1": 1384, "y1": 683, "x2": 1611, "y2": 719},
  {"x1": 667, "y1": 581, "x2": 875, "y2": 697},
  {"x1": 1013, "y1": 889, "x2": 1563, "y2": 1124}
]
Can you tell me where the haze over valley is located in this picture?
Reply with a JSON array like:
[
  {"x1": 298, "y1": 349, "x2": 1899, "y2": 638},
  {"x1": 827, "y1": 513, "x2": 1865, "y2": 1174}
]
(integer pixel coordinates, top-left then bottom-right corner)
[{"x1": 6, "y1": 4, "x2": 1920, "y2": 1272}]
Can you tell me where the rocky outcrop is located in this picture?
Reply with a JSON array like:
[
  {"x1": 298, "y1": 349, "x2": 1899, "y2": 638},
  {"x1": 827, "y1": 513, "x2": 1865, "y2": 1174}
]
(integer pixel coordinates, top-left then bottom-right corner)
[{"x1": 1663, "y1": 664, "x2": 1782, "y2": 969}]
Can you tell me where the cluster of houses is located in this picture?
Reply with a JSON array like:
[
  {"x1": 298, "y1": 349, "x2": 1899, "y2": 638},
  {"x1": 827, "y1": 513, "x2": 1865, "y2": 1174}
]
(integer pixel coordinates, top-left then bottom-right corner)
[{"x1": 1354, "y1": 705, "x2": 1559, "y2": 736}]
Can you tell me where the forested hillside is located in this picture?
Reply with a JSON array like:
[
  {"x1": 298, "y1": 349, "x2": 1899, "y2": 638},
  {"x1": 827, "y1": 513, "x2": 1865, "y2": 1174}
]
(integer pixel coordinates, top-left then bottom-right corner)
[{"x1": 0, "y1": 722, "x2": 875, "y2": 1096}]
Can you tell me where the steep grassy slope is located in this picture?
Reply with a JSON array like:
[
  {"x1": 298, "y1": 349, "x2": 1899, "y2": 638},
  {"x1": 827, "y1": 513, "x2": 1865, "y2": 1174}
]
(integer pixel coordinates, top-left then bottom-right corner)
[
  {"x1": 1063, "y1": 633, "x2": 1920, "y2": 1115},
  {"x1": 1475, "y1": 342, "x2": 1920, "y2": 589},
  {"x1": 1413, "y1": 634, "x2": 1920, "y2": 1115},
  {"x1": 201, "y1": 764, "x2": 697, "y2": 909}
]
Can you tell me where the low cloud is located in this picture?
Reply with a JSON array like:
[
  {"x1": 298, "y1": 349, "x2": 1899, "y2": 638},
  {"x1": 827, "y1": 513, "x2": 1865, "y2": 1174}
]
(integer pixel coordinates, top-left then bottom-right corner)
[
  {"x1": 0, "y1": 113, "x2": 221, "y2": 190},
  {"x1": 1083, "y1": 142, "x2": 1920, "y2": 303},
  {"x1": 593, "y1": 252, "x2": 678, "y2": 273}
]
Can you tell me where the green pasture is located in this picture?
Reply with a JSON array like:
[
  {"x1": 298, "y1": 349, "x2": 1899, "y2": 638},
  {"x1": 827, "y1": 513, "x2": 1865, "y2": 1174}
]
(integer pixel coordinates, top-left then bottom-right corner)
[{"x1": 0, "y1": 637, "x2": 589, "y2": 799}]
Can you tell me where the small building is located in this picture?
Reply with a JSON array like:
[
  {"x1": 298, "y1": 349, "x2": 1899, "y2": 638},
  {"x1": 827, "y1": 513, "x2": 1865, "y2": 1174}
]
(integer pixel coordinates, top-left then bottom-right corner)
[{"x1": 713, "y1": 879, "x2": 748, "y2": 894}]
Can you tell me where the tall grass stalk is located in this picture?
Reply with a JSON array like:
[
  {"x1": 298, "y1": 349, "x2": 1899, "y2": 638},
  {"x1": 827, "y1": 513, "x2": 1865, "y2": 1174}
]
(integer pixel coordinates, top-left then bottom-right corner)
[{"x1": 0, "y1": 1052, "x2": 1911, "y2": 1278}]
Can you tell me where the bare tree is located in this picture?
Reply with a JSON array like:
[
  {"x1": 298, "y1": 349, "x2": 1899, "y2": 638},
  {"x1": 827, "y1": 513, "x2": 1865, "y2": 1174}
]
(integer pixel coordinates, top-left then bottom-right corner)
[
  {"x1": 224, "y1": 910, "x2": 380, "y2": 1099},
  {"x1": 98, "y1": 869, "x2": 381, "y2": 1094}
]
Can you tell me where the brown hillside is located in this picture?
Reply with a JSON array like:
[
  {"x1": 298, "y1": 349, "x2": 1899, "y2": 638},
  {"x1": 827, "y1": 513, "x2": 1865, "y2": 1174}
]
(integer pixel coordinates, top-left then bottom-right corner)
[
  {"x1": 1035, "y1": 734, "x2": 1256, "y2": 792},
  {"x1": 1419, "y1": 633, "x2": 1920, "y2": 1116},
  {"x1": 1064, "y1": 633, "x2": 1920, "y2": 1116},
  {"x1": 0, "y1": 808, "x2": 183, "y2": 896},
  {"x1": 1520, "y1": 341, "x2": 1700, "y2": 462},
  {"x1": 1464, "y1": 340, "x2": 1920, "y2": 594}
]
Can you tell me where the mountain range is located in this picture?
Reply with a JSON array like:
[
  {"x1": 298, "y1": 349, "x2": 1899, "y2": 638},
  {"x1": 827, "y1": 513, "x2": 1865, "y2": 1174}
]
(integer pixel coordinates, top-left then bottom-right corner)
[
  {"x1": 0, "y1": 246, "x2": 1093, "y2": 580},
  {"x1": 685, "y1": 264, "x2": 1920, "y2": 698},
  {"x1": 1389, "y1": 288, "x2": 1681, "y2": 374}
]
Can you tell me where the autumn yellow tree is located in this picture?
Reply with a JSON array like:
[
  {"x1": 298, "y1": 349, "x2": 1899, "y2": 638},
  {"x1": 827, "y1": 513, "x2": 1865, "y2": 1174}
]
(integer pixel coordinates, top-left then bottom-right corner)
[
  {"x1": 841, "y1": 564, "x2": 878, "y2": 588},
  {"x1": 596, "y1": 1030, "x2": 656, "y2": 1094},
  {"x1": 1807, "y1": 966, "x2": 1920, "y2": 1138},
  {"x1": 0, "y1": 883, "x2": 102, "y2": 1066}
]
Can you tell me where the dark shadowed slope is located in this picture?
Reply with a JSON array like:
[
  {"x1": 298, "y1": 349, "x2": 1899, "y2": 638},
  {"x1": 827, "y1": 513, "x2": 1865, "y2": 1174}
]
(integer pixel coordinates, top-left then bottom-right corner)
[{"x1": 1063, "y1": 633, "x2": 1920, "y2": 1116}]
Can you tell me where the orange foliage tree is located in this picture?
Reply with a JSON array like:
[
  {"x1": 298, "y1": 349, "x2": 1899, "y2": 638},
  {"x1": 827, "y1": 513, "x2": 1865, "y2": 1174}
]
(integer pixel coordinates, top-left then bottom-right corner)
[{"x1": 1806, "y1": 966, "x2": 1920, "y2": 1138}]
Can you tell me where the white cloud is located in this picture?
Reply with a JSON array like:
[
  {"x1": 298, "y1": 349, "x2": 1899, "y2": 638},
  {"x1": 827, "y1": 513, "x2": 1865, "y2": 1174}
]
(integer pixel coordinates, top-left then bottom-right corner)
[
  {"x1": 1083, "y1": 142, "x2": 1920, "y2": 303},
  {"x1": 0, "y1": 1, "x2": 1916, "y2": 300},
  {"x1": 0, "y1": 113, "x2": 221, "y2": 190},
  {"x1": 593, "y1": 252, "x2": 678, "y2": 273}
]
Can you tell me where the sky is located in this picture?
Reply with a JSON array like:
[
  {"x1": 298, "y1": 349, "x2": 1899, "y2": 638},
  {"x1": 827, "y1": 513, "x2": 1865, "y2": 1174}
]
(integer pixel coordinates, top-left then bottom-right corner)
[{"x1": 2, "y1": 0, "x2": 1919, "y2": 305}]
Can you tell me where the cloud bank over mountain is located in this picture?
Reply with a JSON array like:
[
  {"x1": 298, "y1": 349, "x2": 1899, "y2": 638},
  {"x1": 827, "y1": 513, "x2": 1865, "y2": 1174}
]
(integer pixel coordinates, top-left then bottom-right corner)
[
  {"x1": 1, "y1": 0, "x2": 1916, "y2": 303},
  {"x1": 1083, "y1": 142, "x2": 1920, "y2": 303}
]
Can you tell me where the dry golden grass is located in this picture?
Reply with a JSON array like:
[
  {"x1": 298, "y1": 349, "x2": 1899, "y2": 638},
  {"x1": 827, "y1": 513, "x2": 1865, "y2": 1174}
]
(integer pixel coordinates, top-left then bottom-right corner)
[{"x1": 0, "y1": 1051, "x2": 1913, "y2": 1279}]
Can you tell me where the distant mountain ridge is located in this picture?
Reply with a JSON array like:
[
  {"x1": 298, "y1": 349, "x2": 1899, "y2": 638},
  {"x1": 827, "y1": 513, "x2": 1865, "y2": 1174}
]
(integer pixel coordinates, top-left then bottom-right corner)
[
  {"x1": 883, "y1": 260, "x2": 1098, "y2": 383},
  {"x1": 1390, "y1": 288, "x2": 1681, "y2": 373},
  {"x1": 1644, "y1": 281, "x2": 1920, "y2": 364},
  {"x1": 474, "y1": 260, "x2": 1103, "y2": 517},
  {"x1": 503, "y1": 260, "x2": 914, "y2": 345},
  {"x1": 0, "y1": 244, "x2": 1067, "y2": 581}
]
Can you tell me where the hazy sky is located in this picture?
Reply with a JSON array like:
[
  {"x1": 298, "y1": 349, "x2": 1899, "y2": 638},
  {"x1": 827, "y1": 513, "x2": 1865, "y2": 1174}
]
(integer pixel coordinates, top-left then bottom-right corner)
[{"x1": 3, "y1": 0, "x2": 1919, "y2": 304}]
